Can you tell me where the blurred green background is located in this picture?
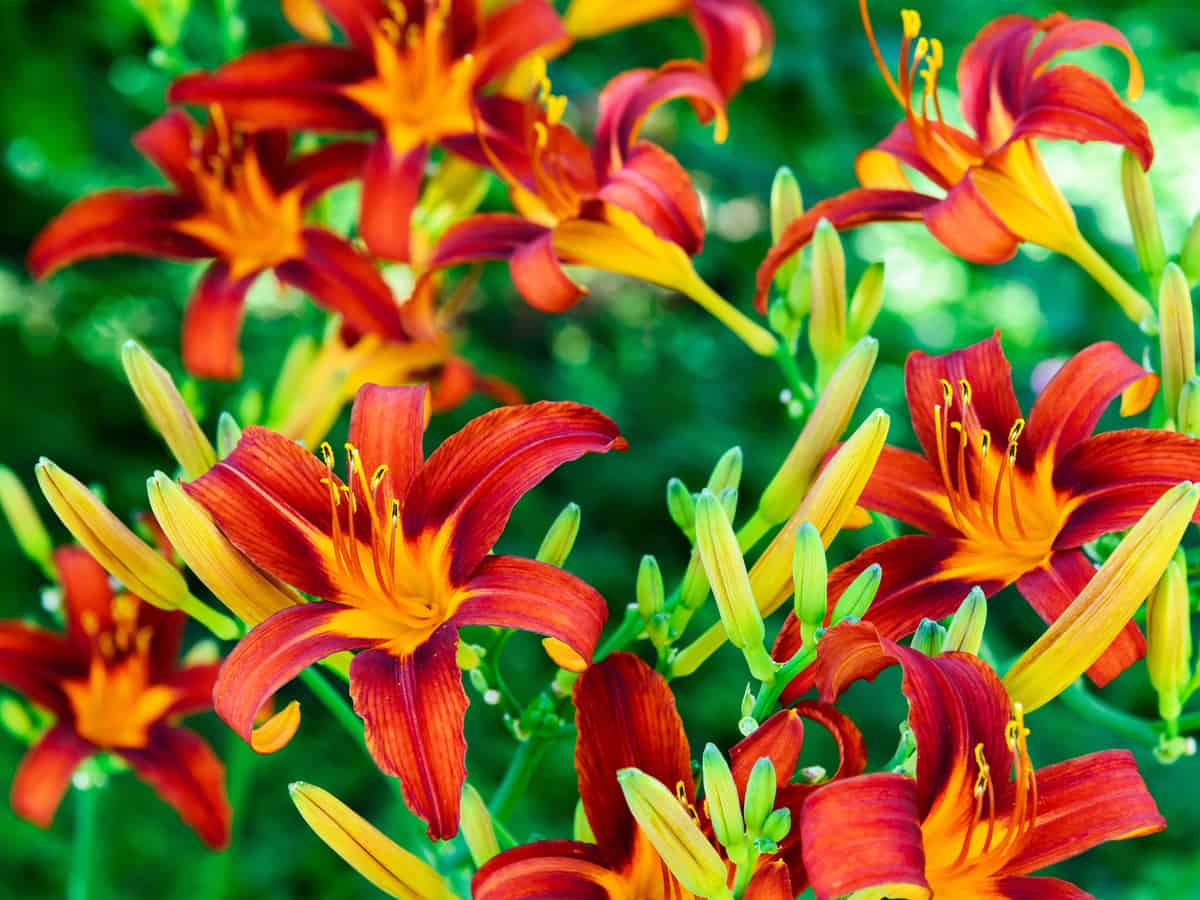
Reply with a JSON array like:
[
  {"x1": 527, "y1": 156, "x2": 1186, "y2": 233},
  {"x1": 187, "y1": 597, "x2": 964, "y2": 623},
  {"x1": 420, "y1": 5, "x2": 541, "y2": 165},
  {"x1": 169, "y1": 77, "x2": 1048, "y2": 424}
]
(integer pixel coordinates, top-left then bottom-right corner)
[{"x1": 2, "y1": 0, "x2": 1199, "y2": 897}]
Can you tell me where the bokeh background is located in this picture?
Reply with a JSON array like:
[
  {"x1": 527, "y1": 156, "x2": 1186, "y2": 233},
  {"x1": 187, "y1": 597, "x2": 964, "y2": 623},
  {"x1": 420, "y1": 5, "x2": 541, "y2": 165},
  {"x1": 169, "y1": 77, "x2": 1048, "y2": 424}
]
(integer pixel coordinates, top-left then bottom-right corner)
[{"x1": 2, "y1": 1, "x2": 1199, "y2": 896}]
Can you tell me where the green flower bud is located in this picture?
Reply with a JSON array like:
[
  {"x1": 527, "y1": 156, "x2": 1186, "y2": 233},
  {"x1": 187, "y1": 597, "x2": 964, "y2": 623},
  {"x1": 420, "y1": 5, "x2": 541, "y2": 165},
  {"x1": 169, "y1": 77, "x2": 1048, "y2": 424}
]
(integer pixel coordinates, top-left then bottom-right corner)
[
  {"x1": 637, "y1": 555, "x2": 665, "y2": 621},
  {"x1": 848, "y1": 262, "x2": 886, "y2": 340},
  {"x1": 646, "y1": 612, "x2": 673, "y2": 649},
  {"x1": 702, "y1": 743, "x2": 745, "y2": 850},
  {"x1": 536, "y1": 502, "x2": 581, "y2": 568},
  {"x1": 456, "y1": 641, "x2": 483, "y2": 671},
  {"x1": 0, "y1": 466, "x2": 54, "y2": 579},
  {"x1": 1146, "y1": 551, "x2": 1191, "y2": 723},
  {"x1": 742, "y1": 757, "x2": 777, "y2": 836},
  {"x1": 460, "y1": 784, "x2": 500, "y2": 866},
  {"x1": 830, "y1": 563, "x2": 881, "y2": 624},
  {"x1": 1158, "y1": 264, "x2": 1196, "y2": 417},
  {"x1": 761, "y1": 807, "x2": 791, "y2": 843},
  {"x1": 1180, "y1": 213, "x2": 1200, "y2": 288},
  {"x1": 792, "y1": 521, "x2": 828, "y2": 646},
  {"x1": 1179, "y1": 376, "x2": 1200, "y2": 438},
  {"x1": 216, "y1": 412, "x2": 243, "y2": 459},
  {"x1": 707, "y1": 447, "x2": 743, "y2": 495},
  {"x1": 679, "y1": 554, "x2": 710, "y2": 612},
  {"x1": 943, "y1": 587, "x2": 987, "y2": 655},
  {"x1": 770, "y1": 167, "x2": 804, "y2": 291},
  {"x1": 1121, "y1": 148, "x2": 1167, "y2": 279},
  {"x1": 911, "y1": 618, "x2": 947, "y2": 657},
  {"x1": 667, "y1": 477, "x2": 696, "y2": 541}
]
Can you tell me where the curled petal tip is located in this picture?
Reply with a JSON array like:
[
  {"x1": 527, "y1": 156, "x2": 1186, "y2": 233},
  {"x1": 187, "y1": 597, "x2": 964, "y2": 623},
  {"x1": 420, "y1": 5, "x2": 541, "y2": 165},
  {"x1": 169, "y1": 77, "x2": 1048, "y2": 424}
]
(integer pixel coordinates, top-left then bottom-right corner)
[{"x1": 250, "y1": 700, "x2": 302, "y2": 753}]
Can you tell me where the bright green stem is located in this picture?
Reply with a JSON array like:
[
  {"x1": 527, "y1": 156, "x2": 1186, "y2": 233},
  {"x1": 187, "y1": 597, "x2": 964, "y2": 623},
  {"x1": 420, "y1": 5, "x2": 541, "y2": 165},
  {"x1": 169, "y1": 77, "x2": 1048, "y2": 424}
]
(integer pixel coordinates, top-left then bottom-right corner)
[
  {"x1": 1177, "y1": 711, "x2": 1200, "y2": 734},
  {"x1": 773, "y1": 341, "x2": 807, "y2": 400},
  {"x1": 1065, "y1": 236, "x2": 1157, "y2": 332},
  {"x1": 736, "y1": 512, "x2": 772, "y2": 555},
  {"x1": 212, "y1": 732, "x2": 256, "y2": 899},
  {"x1": 597, "y1": 605, "x2": 644, "y2": 661},
  {"x1": 215, "y1": 0, "x2": 245, "y2": 59},
  {"x1": 178, "y1": 592, "x2": 240, "y2": 641},
  {"x1": 682, "y1": 274, "x2": 779, "y2": 357},
  {"x1": 489, "y1": 739, "x2": 548, "y2": 824},
  {"x1": 750, "y1": 646, "x2": 816, "y2": 722},
  {"x1": 68, "y1": 786, "x2": 99, "y2": 900},
  {"x1": 299, "y1": 667, "x2": 364, "y2": 744},
  {"x1": 1057, "y1": 681, "x2": 1160, "y2": 746}
]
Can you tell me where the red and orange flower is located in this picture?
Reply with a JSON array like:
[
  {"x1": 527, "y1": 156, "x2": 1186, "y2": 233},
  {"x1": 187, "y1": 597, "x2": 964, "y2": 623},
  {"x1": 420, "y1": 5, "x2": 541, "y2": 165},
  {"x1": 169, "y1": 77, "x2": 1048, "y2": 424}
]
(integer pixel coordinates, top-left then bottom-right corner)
[
  {"x1": 800, "y1": 621, "x2": 1165, "y2": 898},
  {"x1": 775, "y1": 334, "x2": 1200, "y2": 694},
  {"x1": 27, "y1": 109, "x2": 405, "y2": 381},
  {"x1": 0, "y1": 547, "x2": 230, "y2": 848},
  {"x1": 184, "y1": 382, "x2": 624, "y2": 839}
]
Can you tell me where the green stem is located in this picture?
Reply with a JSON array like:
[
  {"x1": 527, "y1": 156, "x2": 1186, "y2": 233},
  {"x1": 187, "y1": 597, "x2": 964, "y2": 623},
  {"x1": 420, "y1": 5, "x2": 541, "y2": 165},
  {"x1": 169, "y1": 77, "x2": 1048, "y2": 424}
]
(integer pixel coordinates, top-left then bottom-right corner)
[
  {"x1": 68, "y1": 785, "x2": 99, "y2": 900},
  {"x1": 212, "y1": 732, "x2": 256, "y2": 899},
  {"x1": 750, "y1": 647, "x2": 816, "y2": 722},
  {"x1": 214, "y1": 0, "x2": 245, "y2": 59},
  {"x1": 299, "y1": 667, "x2": 364, "y2": 745},
  {"x1": 489, "y1": 739, "x2": 548, "y2": 824},
  {"x1": 773, "y1": 342, "x2": 807, "y2": 400},
  {"x1": 1057, "y1": 681, "x2": 1161, "y2": 746},
  {"x1": 596, "y1": 605, "x2": 644, "y2": 660},
  {"x1": 1064, "y1": 236, "x2": 1157, "y2": 332},
  {"x1": 1177, "y1": 711, "x2": 1200, "y2": 734}
]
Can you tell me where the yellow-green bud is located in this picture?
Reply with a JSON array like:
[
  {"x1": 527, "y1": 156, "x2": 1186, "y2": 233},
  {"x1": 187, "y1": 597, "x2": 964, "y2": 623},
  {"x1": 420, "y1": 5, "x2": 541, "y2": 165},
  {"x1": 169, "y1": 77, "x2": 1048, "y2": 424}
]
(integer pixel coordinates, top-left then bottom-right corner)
[
  {"x1": 0, "y1": 698, "x2": 36, "y2": 742},
  {"x1": 573, "y1": 799, "x2": 595, "y2": 843},
  {"x1": 830, "y1": 563, "x2": 881, "y2": 624},
  {"x1": 456, "y1": 641, "x2": 483, "y2": 671},
  {"x1": 646, "y1": 612, "x2": 672, "y2": 649},
  {"x1": 784, "y1": 258, "x2": 811, "y2": 319},
  {"x1": 742, "y1": 757, "x2": 777, "y2": 836},
  {"x1": 809, "y1": 219, "x2": 848, "y2": 381},
  {"x1": 706, "y1": 447, "x2": 743, "y2": 495},
  {"x1": 0, "y1": 466, "x2": 54, "y2": 578},
  {"x1": 1121, "y1": 149, "x2": 1167, "y2": 279},
  {"x1": 1158, "y1": 263, "x2": 1196, "y2": 417},
  {"x1": 667, "y1": 477, "x2": 696, "y2": 541},
  {"x1": 460, "y1": 784, "x2": 501, "y2": 866},
  {"x1": 702, "y1": 743, "x2": 745, "y2": 850},
  {"x1": 238, "y1": 388, "x2": 263, "y2": 429},
  {"x1": 536, "y1": 502, "x2": 581, "y2": 568},
  {"x1": 943, "y1": 586, "x2": 987, "y2": 655},
  {"x1": 216, "y1": 412, "x2": 243, "y2": 459},
  {"x1": 637, "y1": 555, "x2": 665, "y2": 621},
  {"x1": 848, "y1": 262, "x2": 886, "y2": 340},
  {"x1": 266, "y1": 335, "x2": 317, "y2": 425},
  {"x1": 1178, "y1": 377, "x2": 1200, "y2": 438},
  {"x1": 1146, "y1": 551, "x2": 1191, "y2": 723},
  {"x1": 792, "y1": 521, "x2": 828, "y2": 646},
  {"x1": 679, "y1": 554, "x2": 710, "y2": 611},
  {"x1": 1180, "y1": 213, "x2": 1200, "y2": 288},
  {"x1": 761, "y1": 807, "x2": 791, "y2": 844},
  {"x1": 770, "y1": 166, "x2": 804, "y2": 291},
  {"x1": 911, "y1": 618, "x2": 947, "y2": 657}
]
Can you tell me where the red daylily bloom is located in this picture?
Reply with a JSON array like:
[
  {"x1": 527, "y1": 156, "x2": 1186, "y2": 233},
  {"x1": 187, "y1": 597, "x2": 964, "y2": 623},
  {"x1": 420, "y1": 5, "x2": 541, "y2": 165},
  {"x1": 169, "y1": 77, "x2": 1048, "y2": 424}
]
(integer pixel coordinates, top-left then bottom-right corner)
[
  {"x1": 775, "y1": 334, "x2": 1200, "y2": 698},
  {"x1": 184, "y1": 383, "x2": 623, "y2": 839},
  {"x1": 800, "y1": 621, "x2": 1164, "y2": 899},
  {"x1": 473, "y1": 652, "x2": 867, "y2": 897},
  {"x1": 561, "y1": 0, "x2": 774, "y2": 100},
  {"x1": 169, "y1": 0, "x2": 566, "y2": 263},
  {"x1": 0, "y1": 547, "x2": 230, "y2": 848},
  {"x1": 27, "y1": 109, "x2": 404, "y2": 381},
  {"x1": 755, "y1": 4, "x2": 1152, "y2": 312}
]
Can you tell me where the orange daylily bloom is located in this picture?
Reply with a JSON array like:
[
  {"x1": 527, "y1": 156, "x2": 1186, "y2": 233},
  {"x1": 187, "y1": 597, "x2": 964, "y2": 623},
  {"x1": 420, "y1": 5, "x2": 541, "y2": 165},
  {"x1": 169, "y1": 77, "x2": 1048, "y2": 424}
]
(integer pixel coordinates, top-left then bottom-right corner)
[
  {"x1": 185, "y1": 383, "x2": 624, "y2": 839},
  {"x1": 755, "y1": 4, "x2": 1154, "y2": 321},
  {"x1": 800, "y1": 621, "x2": 1165, "y2": 899},
  {"x1": 775, "y1": 334, "x2": 1200, "y2": 700},
  {"x1": 0, "y1": 546, "x2": 230, "y2": 848},
  {"x1": 473, "y1": 652, "x2": 868, "y2": 898}
]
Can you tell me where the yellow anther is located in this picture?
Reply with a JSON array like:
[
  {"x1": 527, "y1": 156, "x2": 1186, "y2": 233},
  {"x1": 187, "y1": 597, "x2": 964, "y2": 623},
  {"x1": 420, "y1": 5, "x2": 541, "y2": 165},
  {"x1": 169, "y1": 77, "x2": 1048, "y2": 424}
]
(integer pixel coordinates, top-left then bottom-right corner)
[
  {"x1": 972, "y1": 742, "x2": 990, "y2": 796},
  {"x1": 112, "y1": 592, "x2": 139, "y2": 623},
  {"x1": 900, "y1": 9, "x2": 922, "y2": 38},
  {"x1": 533, "y1": 122, "x2": 549, "y2": 151},
  {"x1": 1008, "y1": 418, "x2": 1025, "y2": 443},
  {"x1": 930, "y1": 37, "x2": 944, "y2": 68},
  {"x1": 390, "y1": 498, "x2": 400, "y2": 519},
  {"x1": 675, "y1": 780, "x2": 688, "y2": 805},
  {"x1": 371, "y1": 465, "x2": 389, "y2": 491},
  {"x1": 959, "y1": 378, "x2": 972, "y2": 406},
  {"x1": 979, "y1": 430, "x2": 991, "y2": 455},
  {"x1": 319, "y1": 442, "x2": 336, "y2": 468},
  {"x1": 1007, "y1": 444, "x2": 1018, "y2": 464},
  {"x1": 81, "y1": 610, "x2": 101, "y2": 637},
  {"x1": 940, "y1": 378, "x2": 953, "y2": 405},
  {"x1": 914, "y1": 36, "x2": 929, "y2": 61}
]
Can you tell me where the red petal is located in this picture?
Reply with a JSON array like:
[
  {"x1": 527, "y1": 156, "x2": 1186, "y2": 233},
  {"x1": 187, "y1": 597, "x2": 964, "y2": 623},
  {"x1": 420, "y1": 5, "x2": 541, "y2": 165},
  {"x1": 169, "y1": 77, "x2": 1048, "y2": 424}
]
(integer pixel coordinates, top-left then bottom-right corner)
[
  {"x1": 348, "y1": 383, "x2": 429, "y2": 504},
  {"x1": 1003, "y1": 749, "x2": 1164, "y2": 875},
  {"x1": 1022, "y1": 341, "x2": 1155, "y2": 465},
  {"x1": 455, "y1": 555, "x2": 607, "y2": 662},
  {"x1": 574, "y1": 653, "x2": 692, "y2": 867},
  {"x1": 55, "y1": 545, "x2": 116, "y2": 653},
  {"x1": 691, "y1": 0, "x2": 774, "y2": 100},
  {"x1": 473, "y1": 840, "x2": 621, "y2": 899},
  {"x1": 754, "y1": 188, "x2": 935, "y2": 312},
  {"x1": 0, "y1": 623, "x2": 77, "y2": 716},
  {"x1": 924, "y1": 176, "x2": 1020, "y2": 263},
  {"x1": 956, "y1": 16, "x2": 1042, "y2": 150},
  {"x1": 800, "y1": 773, "x2": 928, "y2": 900},
  {"x1": 429, "y1": 213, "x2": 551, "y2": 268},
  {"x1": 744, "y1": 860, "x2": 793, "y2": 900},
  {"x1": 859, "y1": 445, "x2": 957, "y2": 536},
  {"x1": 730, "y1": 708, "x2": 804, "y2": 795},
  {"x1": 132, "y1": 110, "x2": 201, "y2": 195},
  {"x1": 182, "y1": 261, "x2": 255, "y2": 381},
  {"x1": 359, "y1": 140, "x2": 427, "y2": 263},
  {"x1": 402, "y1": 401, "x2": 624, "y2": 583},
  {"x1": 283, "y1": 140, "x2": 370, "y2": 205},
  {"x1": 510, "y1": 231, "x2": 586, "y2": 312},
  {"x1": 119, "y1": 724, "x2": 231, "y2": 849},
  {"x1": 858, "y1": 119, "x2": 980, "y2": 191},
  {"x1": 349, "y1": 632, "x2": 468, "y2": 841},
  {"x1": 993, "y1": 876, "x2": 1092, "y2": 899},
  {"x1": 597, "y1": 142, "x2": 705, "y2": 255},
  {"x1": 163, "y1": 663, "x2": 220, "y2": 718},
  {"x1": 790, "y1": 699, "x2": 867, "y2": 782},
  {"x1": 27, "y1": 190, "x2": 207, "y2": 279},
  {"x1": 10, "y1": 725, "x2": 93, "y2": 828},
  {"x1": 313, "y1": 0, "x2": 389, "y2": 52},
  {"x1": 1015, "y1": 550, "x2": 1144, "y2": 687},
  {"x1": 473, "y1": 0, "x2": 567, "y2": 87}
]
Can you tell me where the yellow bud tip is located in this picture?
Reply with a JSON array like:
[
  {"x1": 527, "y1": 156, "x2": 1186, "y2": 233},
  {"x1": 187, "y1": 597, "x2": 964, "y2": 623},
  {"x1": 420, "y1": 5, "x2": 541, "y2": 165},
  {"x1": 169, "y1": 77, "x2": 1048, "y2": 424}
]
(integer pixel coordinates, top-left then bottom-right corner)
[{"x1": 900, "y1": 8, "x2": 921, "y2": 38}]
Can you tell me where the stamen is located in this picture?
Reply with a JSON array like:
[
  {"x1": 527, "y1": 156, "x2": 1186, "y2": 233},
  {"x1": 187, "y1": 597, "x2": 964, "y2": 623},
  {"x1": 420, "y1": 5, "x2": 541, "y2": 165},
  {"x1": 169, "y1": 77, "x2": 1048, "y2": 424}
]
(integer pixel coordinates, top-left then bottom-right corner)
[
  {"x1": 951, "y1": 421, "x2": 969, "y2": 501},
  {"x1": 900, "y1": 8, "x2": 922, "y2": 37},
  {"x1": 858, "y1": 0, "x2": 906, "y2": 105},
  {"x1": 1006, "y1": 444, "x2": 1027, "y2": 538},
  {"x1": 933, "y1": 404, "x2": 967, "y2": 531}
]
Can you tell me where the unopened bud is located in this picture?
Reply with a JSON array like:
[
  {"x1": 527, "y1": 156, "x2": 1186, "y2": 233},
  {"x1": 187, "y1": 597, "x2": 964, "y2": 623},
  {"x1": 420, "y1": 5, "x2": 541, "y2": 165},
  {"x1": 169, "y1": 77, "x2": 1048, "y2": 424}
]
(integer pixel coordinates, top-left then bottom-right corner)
[
  {"x1": 121, "y1": 340, "x2": 216, "y2": 480},
  {"x1": 809, "y1": 219, "x2": 848, "y2": 380},
  {"x1": 679, "y1": 554, "x2": 710, "y2": 611},
  {"x1": 536, "y1": 502, "x2": 581, "y2": 568},
  {"x1": 770, "y1": 167, "x2": 804, "y2": 291},
  {"x1": 1180, "y1": 214, "x2": 1200, "y2": 288},
  {"x1": 911, "y1": 618, "x2": 947, "y2": 656},
  {"x1": 667, "y1": 478, "x2": 696, "y2": 541},
  {"x1": 0, "y1": 698, "x2": 36, "y2": 742},
  {"x1": 943, "y1": 587, "x2": 987, "y2": 655},
  {"x1": 646, "y1": 612, "x2": 672, "y2": 648},
  {"x1": 456, "y1": 641, "x2": 483, "y2": 671},
  {"x1": 740, "y1": 684, "x2": 756, "y2": 718},
  {"x1": 702, "y1": 743, "x2": 745, "y2": 850},
  {"x1": 792, "y1": 522, "x2": 827, "y2": 646},
  {"x1": 1179, "y1": 377, "x2": 1200, "y2": 438},
  {"x1": 848, "y1": 262, "x2": 886, "y2": 340},
  {"x1": 1146, "y1": 551, "x2": 1191, "y2": 723},
  {"x1": 216, "y1": 412, "x2": 243, "y2": 459},
  {"x1": 1121, "y1": 149, "x2": 1167, "y2": 280},
  {"x1": 0, "y1": 466, "x2": 54, "y2": 578},
  {"x1": 742, "y1": 757, "x2": 777, "y2": 835},
  {"x1": 761, "y1": 807, "x2": 791, "y2": 843},
  {"x1": 468, "y1": 667, "x2": 489, "y2": 695},
  {"x1": 637, "y1": 555, "x2": 665, "y2": 621},
  {"x1": 460, "y1": 784, "x2": 501, "y2": 866},
  {"x1": 1158, "y1": 264, "x2": 1196, "y2": 416},
  {"x1": 829, "y1": 563, "x2": 881, "y2": 624},
  {"x1": 706, "y1": 447, "x2": 743, "y2": 495}
]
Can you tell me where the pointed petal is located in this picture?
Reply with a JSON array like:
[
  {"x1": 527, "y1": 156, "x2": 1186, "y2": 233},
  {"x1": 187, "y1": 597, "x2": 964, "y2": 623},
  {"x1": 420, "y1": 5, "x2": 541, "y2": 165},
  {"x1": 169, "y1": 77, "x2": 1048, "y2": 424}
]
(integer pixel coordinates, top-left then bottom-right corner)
[
  {"x1": 790, "y1": 699, "x2": 868, "y2": 782},
  {"x1": 924, "y1": 177, "x2": 1020, "y2": 264},
  {"x1": 55, "y1": 545, "x2": 116, "y2": 653},
  {"x1": 472, "y1": 0, "x2": 567, "y2": 87},
  {"x1": 402, "y1": 401, "x2": 624, "y2": 582},
  {"x1": 428, "y1": 213, "x2": 551, "y2": 269},
  {"x1": 1003, "y1": 749, "x2": 1164, "y2": 875},
  {"x1": 473, "y1": 841, "x2": 622, "y2": 899},
  {"x1": 597, "y1": 141, "x2": 705, "y2": 254},
  {"x1": 690, "y1": 0, "x2": 774, "y2": 100},
  {"x1": 312, "y1": 0, "x2": 388, "y2": 51},
  {"x1": 992, "y1": 876, "x2": 1092, "y2": 899},
  {"x1": 574, "y1": 653, "x2": 692, "y2": 867},
  {"x1": 455, "y1": 555, "x2": 607, "y2": 662},
  {"x1": 1022, "y1": 341, "x2": 1156, "y2": 465},
  {"x1": 359, "y1": 140, "x2": 427, "y2": 263},
  {"x1": 10, "y1": 725, "x2": 93, "y2": 828},
  {"x1": 1016, "y1": 550, "x2": 1144, "y2": 687},
  {"x1": 1025, "y1": 17, "x2": 1143, "y2": 96},
  {"x1": 214, "y1": 601, "x2": 370, "y2": 751},
  {"x1": 182, "y1": 261, "x2": 255, "y2": 381},
  {"x1": 511, "y1": 231, "x2": 587, "y2": 312},
  {"x1": 800, "y1": 773, "x2": 929, "y2": 900},
  {"x1": 730, "y1": 708, "x2": 804, "y2": 795},
  {"x1": 754, "y1": 188, "x2": 936, "y2": 312},
  {"x1": 745, "y1": 861, "x2": 793, "y2": 900},
  {"x1": 348, "y1": 633, "x2": 468, "y2": 841},
  {"x1": 0, "y1": 622, "x2": 76, "y2": 716},
  {"x1": 859, "y1": 446, "x2": 957, "y2": 535},
  {"x1": 956, "y1": 15, "x2": 1042, "y2": 150},
  {"x1": 283, "y1": 141, "x2": 369, "y2": 205},
  {"x1": 132, "y1": 110, "x2": 201, "y2": 195},
  {"x1": 163, "y1": 663, "x2": 220, "y2": 718},
  {"x1": 348, "y1": 383, "x2": 429, "y2": 504},
  {"x1": 119, "y1": 724, "x2": 231, "y2": 849}
]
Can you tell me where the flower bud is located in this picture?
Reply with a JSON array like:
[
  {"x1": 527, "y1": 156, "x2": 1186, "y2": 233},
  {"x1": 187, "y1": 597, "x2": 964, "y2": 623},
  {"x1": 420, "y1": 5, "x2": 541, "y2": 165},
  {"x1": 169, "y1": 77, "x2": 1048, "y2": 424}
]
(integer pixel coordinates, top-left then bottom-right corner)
[
  {"x1": 1121, "y1": 149, "x2": 1167, "y2": 279},
  {"x1": 792, "y1": 521, "x2": 827, "y2": 646},
  {"x1": 706, "y1": 447, "x2": 743, "y2": 495},
  {"x1": 761, "y1": 807, "x2": 791, "y2": 843},
  {"x1": 702, "y1": 743, "x2": 745, "y2": 850},
  {"x1": 1180, "y1": 213, "x2": 1200, "y2": 288},
  {"x1": 679, "y1": 554, "x2": 710, "y2": 612},
  {"x1": 1146, "y1": 551, "x2": 1191, "y2": 723},
  {"x1": 0, "y1": 698, "x2": 37, "y2": 742},
  {"x1": 911, "y1": 618, "x2": 947, "y2": 656},
  {"x1": 637, "y1": 554, "x2": 665, "y2": 621},
  {"x1": 617, "y1": 768, "x2": 728, "y2": 899},
  {"x1": 742, "y1": 757, "x2": 777, "y2": 836},
  {"x1": 785, "y1": 261, "x2": 810, "y2": 319},
  {"x1": 830, "y1": 563, "x2": 881, "y2": 624},
  {"x1": 646, "y1": 611, "x2": 672, "y2": 649},
  {"x1": 770, "y1": 166, "x2": 804, "y2": 291},
  {"x1": 266, "y1": 335, "x2": 317, "y2": 426},
  {"x1": 536, "y1": 502, "x2": 581, "y2": 568},
  {"x1": 456, "y1": 641, "x2": 483, "y2": 671},
  {"x1": 460, "y1": 784, "x2": 501, "y2": 867},
  {"x1": 0, "y1": 465, "x2": 54, "y2": 578},
  {"x1": 121, "y1": 340, "x2": 217, "y2": 480},
  {"x1": 216, "y1": 412, "x2": 243, "y2": 459},
  {"x1": 943, "y1": 586, "x2": 987, "y2": 655},
  {"x1": 809, "y1": 219, "x2": 848, "y2": 380},
  {"x1": 848, "y1": 262, "x2": 886, "y2": 340},
  {"x1": 667, "y1": 477, "x2": 696, "y2": 541},
  {"x1": 1158, "y1": 263, "x2": 1196, "y2": 417},
  {"x1": 1179, "y1": 377, "x2": 1200, "y2": 438}
]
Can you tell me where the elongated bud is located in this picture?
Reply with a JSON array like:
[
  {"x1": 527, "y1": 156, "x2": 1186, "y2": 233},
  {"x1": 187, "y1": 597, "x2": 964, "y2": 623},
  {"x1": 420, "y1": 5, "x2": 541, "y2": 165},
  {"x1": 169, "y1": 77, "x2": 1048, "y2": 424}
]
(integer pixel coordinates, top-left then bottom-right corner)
[
  {"x1": 461, "y1": 784, "x2": 501, "y2": 867},
  {"x1": 617, "y1": 768, "x2": 729, "y2": 899},
  {"x1": 792, "y1": 522, "x2": 827, "y2": 645},
  {"x1": 1121, "y1": 149, "x2": 1167, "y2": 279},
  {"x1": 1146, "y1": 551, "x2": 1191, "y2": 723},
  {"x1": 943, "y1": 587, "x2": 987, "y2": 655},
  {"x1": 1006, "y1": 481, "x2": 1200, "y2": 711},
  {"x1": 216, "y1": 412, "x2": 243, "y2": 459},
  {"x1": 679, "y1": 554, "x2": 710, "y2": 611},
  {"x1": 1158, "y1": 264, "x2": 1196, "y2": 416},
  {"x1": 121, "y1": 340, "x2": 216, "y2": 480},
  {"x1": 37, "y1": 460, "x2": 236, "y2": 638},
  {"x1": 758, "y1": 337, "x2": 878, "y2": 525},
  {"x1": 637, "y1": 554, "x2": 665, "y2": 620},
  {"x1": 702, "y1": 743, "x2": 745, "y2": 850},
  {"x1": 667, "y1": 477, "x2": 696, "y2": 541},
  {"x1": 147, "y1": 472, "x2": 296, "y2": 627},
  {"x1": 0, "y1": 697, "x2": 37, "y2": 742},
  {"x1": 830, "y1": 563, "x2": 881, "y2": 624},
  {"x1": 911, "y1": 618, "x2": 946, "y2": 656},
  {"x1": 1179, "y1": 377, "x2": 1200, "y2": 437},
  {"x1": 266, "y1": 335, "x2": 317, "y2": 425},
  {"x1": 809, "y1": 219, "x2": 848, "y2": 379},
  {"x1": 770, "y1": 167, "x2": 804, "y2": 291},
  {"x1": 785, "y1": 262, "x2": 810, "y2": 319},
  {"x1": 742, "y1": 757, "x2": 777, "y2": 835},
  {"x1": 1181, "y1": 214, "x2": 1200, "y2": 288},
  {"x1": 456, "y1": 641, "x2": 483, "y2": 670},
  {"x1": 848, "y1": 262, "x2": 886, "y2": 340},
  {"x1": 761, "y1": 807, "x2": 791, "y2": 844},
  {"x1": 0, "y1": 466, "x2": 54, "y2": 578},
  {"x1": 707, "y1": 447, "x2": 743, "y2": 495},
  {"x1": 573, "y1": 799, "x2": 596, "y2": 843},
  {"x1": 536, "y1": 502, "x2": 581, "y2": 568},
  {"x1": 289, "y1": 783, "x2": 455, "y2": 899}
]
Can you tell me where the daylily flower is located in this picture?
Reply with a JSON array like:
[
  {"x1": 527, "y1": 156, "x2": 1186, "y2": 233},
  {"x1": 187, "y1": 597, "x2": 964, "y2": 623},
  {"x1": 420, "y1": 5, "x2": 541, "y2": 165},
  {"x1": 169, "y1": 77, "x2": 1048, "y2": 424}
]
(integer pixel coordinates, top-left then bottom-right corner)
[
  {"x1": 800, "y1": 621, "x2": 1165, "y2": 899},
  {"x1": 755, "y1": 4, "x2": 1156, "y2": 326},
  {"x1": 473, "y1": 652, "x2": 867, "y2": 897},
  {"x1": 184, "y1": 383, "x2": 623, "y2": 839},
  {"x1": 169, "y1": 0, "x2": 566, "y2": 263},
  {"x1": 0, "y1": 546, "x2": 230, "y2": 848},
  {"x1": 27, "y1": 108, "x2": 404, "y2": 381},
  {"x1": 775, "y1": 335, "x2": 1200, "y2": 695},
  {"x1": 561, "y1": 0, "x2": 774, "y2": 100},
  {"x1": 429, "y1": 60, "x2": 778, "y2": 356}
]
